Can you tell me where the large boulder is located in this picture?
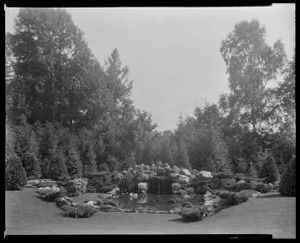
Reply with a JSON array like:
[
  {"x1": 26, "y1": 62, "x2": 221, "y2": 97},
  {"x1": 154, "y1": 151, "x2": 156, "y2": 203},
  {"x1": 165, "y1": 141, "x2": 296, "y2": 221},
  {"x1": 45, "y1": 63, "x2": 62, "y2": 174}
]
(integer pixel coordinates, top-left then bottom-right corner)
[
  {"x1": 170, "y1": 173, "x2": 180, "y2": 179},
  {"x1": 64, "y1": 178, "x2": 88, "y2": 196},
  {"x1": 220, "y1": 178, "x2": 237, "y2": 190},
  {"x1": 173, "y1": 175, "x2": 190, "y2": 184},
  {"x1": 180, "y1": 168, "x2": 192, "y2": 177},
  {"x1": 149, "y1": 176, "x2": 172, "y2": 194},
  {"x1": 173, "y1": 165, "x2": 181, "y2": 174},
  {"x1": 145, "y1": 165, "x2": 151, "y2": 171},
  {"x1": 198, "y1": 170, "x2": 212, "y2": 179}
]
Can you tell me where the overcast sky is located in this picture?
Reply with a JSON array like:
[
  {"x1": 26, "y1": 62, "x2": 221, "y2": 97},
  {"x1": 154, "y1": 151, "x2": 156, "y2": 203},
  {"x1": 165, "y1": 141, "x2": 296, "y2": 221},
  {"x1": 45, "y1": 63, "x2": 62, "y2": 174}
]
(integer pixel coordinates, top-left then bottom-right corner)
[{"x1": 5, "y1": 5, "x2": 295, "y2": 132}]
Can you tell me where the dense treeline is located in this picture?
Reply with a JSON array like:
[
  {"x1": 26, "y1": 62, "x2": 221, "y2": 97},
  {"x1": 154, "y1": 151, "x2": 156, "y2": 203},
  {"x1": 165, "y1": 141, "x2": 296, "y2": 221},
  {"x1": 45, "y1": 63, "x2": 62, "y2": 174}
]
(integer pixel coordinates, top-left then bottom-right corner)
[{"x1": 6, "y1": 9, "x2": 295, "y2": 186}]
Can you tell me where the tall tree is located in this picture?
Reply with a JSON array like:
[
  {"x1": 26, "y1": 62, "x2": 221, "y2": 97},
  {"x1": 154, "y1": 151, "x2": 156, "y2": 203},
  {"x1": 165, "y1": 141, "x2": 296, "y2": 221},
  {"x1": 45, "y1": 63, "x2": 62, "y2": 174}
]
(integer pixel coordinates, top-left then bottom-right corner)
[
  {"x1": 8, "y1": 8, "x2": 103, "y2": 127},
  {"x1": 220, "y1": 19, "x2": 286, "y2": 134}
]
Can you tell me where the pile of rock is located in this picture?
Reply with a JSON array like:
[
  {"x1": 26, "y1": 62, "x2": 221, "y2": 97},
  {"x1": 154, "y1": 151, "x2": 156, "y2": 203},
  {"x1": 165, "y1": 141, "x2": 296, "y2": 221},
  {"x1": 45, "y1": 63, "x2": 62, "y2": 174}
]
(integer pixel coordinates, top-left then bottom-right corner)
[
  {"x1": 202, "y1": 190, "x2": 221, "y2": 214},
  {"x1": 25, "y1": 179, "x2": 57, "y2": 188},
  {"x1": 56, "y1": 196, "x2": 74, "y2": 207},
  {"x1": 116, "y1": 162, "x2": 217, "y2": 196},
  {"x1": 36, "y1": 184, "x2": 61, "y2": 201}
]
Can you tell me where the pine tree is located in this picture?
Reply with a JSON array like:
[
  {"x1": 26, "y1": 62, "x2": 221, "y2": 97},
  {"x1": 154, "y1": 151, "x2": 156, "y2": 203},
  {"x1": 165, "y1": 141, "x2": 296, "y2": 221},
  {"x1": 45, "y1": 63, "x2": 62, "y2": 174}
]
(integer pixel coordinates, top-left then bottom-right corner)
[
  {"x1": 65, "y1": 147, "x2": 82, "y2": 178},
  {"x1": 258, "y1": 153, "x2": 279, "y2": 184},
  {"x1": 176, "y1": 140, "x2": 191, "y2": 170},
  {"x1": 37, "y1": 122, "x2": 58, "y2": 178},
  {"x1": 14, "y1": 120, "x2": 41, "y2": 178},
  {"x1": 5, "y1": 154, "x2": 27, "y2": 190},
  {"x1": 47, "y1": 147, "x2": 69, "y2": 180},
  {"x1": 23, "y1": 151, "x2": 41, "y2": 179},
  {"x1": 279, "y1": 156, "x2": 296, "y2": 196},
  {"x1": 203, "y1": 157, "x2": 216, "y2": 172},
  {"x1": 107, "y1": 155, "x2": 120, "y2": 172},
  {"x1": 209, "y1": 122, "x2": 231, "y2": 172},
  {"x1": 80, "y1": 143, "x2": 97, "y2": 176}
]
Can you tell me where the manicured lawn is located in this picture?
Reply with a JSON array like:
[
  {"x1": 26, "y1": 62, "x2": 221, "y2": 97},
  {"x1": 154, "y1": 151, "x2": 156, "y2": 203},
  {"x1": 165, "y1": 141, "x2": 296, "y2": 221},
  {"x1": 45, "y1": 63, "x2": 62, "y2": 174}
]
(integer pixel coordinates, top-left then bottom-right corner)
[{"x1": 5, "y1": 188, "x2": 295, "y2": 238}]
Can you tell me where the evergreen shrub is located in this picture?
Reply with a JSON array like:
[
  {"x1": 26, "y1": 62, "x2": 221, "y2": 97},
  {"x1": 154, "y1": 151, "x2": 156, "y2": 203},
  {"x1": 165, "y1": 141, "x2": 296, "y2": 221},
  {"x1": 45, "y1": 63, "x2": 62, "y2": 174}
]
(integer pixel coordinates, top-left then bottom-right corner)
[
  {"x1": 279, "y1": 157, "x2": 296, "y2": 196},
  {"x1": 5, "y1": 154, "x2": 27, "y2": 190},
  {"x1": 61, "y1": 204, "x2": 97, "y2": 218},
  {"x1": 181, "y1": 208, "x2": 206, "y2": 222},
  {"x1": 258, "y1": 153, "x2": 279, "y2": 184}
]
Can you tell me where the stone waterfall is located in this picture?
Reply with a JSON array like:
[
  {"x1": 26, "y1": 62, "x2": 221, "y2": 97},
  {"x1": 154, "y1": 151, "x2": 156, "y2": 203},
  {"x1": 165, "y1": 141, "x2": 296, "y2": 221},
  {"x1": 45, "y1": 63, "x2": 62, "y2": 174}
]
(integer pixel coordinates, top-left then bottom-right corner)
[{"x1": 148, "y1": 176, "x2": 172, "y2": 194}]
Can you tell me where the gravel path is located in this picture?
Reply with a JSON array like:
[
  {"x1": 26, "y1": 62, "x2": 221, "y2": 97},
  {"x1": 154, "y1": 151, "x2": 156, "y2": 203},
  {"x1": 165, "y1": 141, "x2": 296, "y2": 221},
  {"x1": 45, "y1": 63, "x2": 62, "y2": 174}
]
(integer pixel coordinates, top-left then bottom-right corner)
[{"x1": 5, "y1": 188, "x2": 295, "y2": 238}]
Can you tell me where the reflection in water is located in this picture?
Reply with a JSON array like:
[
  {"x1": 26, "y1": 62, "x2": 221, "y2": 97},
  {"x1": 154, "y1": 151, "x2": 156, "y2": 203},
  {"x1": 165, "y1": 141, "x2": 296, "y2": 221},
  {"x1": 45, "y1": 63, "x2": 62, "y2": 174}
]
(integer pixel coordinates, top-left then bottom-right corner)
[{"x1": 117, "y1": 193, "x2": 204, "y2": 211}]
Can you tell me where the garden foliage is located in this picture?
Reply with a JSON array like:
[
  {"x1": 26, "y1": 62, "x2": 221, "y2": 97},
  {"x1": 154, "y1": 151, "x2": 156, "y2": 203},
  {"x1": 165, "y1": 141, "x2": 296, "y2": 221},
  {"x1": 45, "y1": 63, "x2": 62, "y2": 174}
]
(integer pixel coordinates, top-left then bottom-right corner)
[
  {"x1": 61, "y1": 204, "x2": 97, "y2": 218},
  {"x1": 5, "y1": 154, "x2": 27, "y2": 190},
  {"x1": 279, "y1": 156, "x2": 296, "y2": 196}
]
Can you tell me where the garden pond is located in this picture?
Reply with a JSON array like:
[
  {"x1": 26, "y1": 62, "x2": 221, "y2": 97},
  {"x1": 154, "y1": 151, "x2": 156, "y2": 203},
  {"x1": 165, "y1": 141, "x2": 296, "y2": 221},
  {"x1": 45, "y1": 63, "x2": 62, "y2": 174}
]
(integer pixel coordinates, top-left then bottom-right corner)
[{"x1": 116, "y1": 193, "x2": 205, "y2": 212}]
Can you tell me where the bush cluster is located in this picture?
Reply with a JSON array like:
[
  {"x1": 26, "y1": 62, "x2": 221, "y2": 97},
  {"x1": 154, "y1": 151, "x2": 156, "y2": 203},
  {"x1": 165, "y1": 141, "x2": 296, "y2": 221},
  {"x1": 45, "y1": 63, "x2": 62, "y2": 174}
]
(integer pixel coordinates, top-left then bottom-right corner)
[
  {"x1": 233, "y1": 182, "x2": 253, "y2": 192},
  {"x1": 214, "y1": 189, "x2": 232, "y2": 199},
  {"x1": 5, "y1": 154, "x2": 27, "y2": 190},
  {"x1": 42, "y1": 191, "x2": 61, "y2": 202},
  {"x1": 258, "y1": 154, "x2": 279, "y2": 184},
  {"x1": 220, "y1": 192, "x2": 248, "y2": 208},
  {"x1": 254, "y1": 183, "x2": 273, "y2": 193},
  {"x1": 61, "y1": 204, "x2": 97, "y2": 218},
  {"x1": 181, "y1": 208, "x2": 206, "y2": 222}
]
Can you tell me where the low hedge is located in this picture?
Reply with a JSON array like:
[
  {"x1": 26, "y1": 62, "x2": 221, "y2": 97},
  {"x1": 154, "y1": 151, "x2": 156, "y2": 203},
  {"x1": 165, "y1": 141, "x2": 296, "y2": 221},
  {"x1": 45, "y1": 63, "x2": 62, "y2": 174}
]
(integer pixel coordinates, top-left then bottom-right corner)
[
  {"x1": 181, "y1": 208, "x2": 206, "y2": 222},
  {"x1": 254, "y1": 183, "x2": 273, "y2": 193},
  {"x1": 233, "y1": 182, "x2": 253, "y2": 192},
  {"x1": 61, "y1": 204, "x2": 97, "y2": 218}
]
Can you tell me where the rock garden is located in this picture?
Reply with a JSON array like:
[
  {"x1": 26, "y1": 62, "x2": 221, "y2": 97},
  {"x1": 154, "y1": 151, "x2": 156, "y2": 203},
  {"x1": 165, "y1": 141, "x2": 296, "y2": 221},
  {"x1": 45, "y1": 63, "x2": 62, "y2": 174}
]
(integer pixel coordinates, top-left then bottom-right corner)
[{"x1": 26, "y1": 161, "x2": 279, "y2": 221}]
